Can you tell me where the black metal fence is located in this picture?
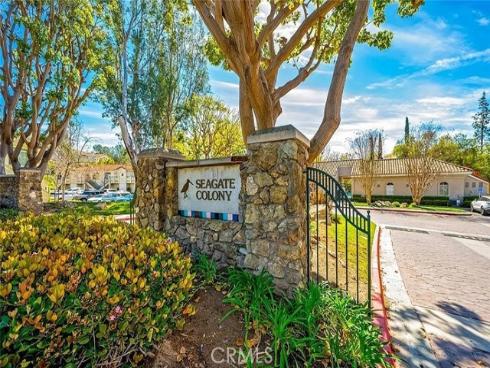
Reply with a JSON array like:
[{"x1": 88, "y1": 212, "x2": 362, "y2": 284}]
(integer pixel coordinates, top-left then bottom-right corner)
[{"x1": 305, "y1": 167, "x2": 372, "y2": 306}]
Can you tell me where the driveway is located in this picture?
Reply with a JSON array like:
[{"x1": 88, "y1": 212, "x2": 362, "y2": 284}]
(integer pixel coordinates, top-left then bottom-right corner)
[{"x1": 370, "y1": 211, "x2": 490, "y2": 368}]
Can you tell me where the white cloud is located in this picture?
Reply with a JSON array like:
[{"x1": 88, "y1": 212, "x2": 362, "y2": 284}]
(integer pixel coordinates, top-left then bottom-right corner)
[
  {"x1": 416, "y1": 96, "x2": 467, "y2": 107},
  {"x1": 78, "y1": 108, "x2": 106, "y2": 119},
  {"x1": 85, "y1": 130, "x2": 120, "y2": 147},
  {"x1": 367, "y1": 48, "x2": 490, "y2": 89},
  {"x1": 477, "y1": 17, "x2": 489, "y2": 26},
  {"x1": 387, "y1": 12, "x2": 467, "y2": 65}
]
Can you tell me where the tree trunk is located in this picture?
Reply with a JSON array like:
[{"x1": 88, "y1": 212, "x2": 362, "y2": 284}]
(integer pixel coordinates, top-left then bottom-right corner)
[{"x1": 0, "y1": 142, "x2": 7, "y2": 175}]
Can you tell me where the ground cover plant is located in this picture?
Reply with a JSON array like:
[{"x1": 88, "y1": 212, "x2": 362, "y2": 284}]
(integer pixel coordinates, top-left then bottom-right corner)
[
  {"x1": 0, "y1": 213, "x2": 193, "y2": 367},
  {"x1": 223, "y1": 268, "x2": 390, "y2": 367}
]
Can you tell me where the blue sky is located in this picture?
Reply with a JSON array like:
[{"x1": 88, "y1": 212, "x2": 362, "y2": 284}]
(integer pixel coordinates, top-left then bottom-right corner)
[{"x1": 80, "y1": 0, "x2": 490, "y2": 154}]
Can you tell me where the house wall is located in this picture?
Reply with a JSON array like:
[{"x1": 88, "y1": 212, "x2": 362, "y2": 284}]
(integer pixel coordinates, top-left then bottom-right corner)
[
  {"x1": 464, "y1": 177, "x2": 489, "y2": 196},
  {"x1": 352, "y1": 174, "x2": 467, "y2": 199},
  {"x1": 67, "y1": 166, "x2": 135, "y2": 192}
]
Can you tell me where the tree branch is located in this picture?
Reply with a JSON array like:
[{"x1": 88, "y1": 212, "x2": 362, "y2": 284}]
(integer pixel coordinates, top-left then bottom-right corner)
[
  {"x1": 309, "y1": 0, "x2": 370, "y2": 162},
  {"x1": 267, "y1": 0, "x2": 342, "y2": 79}
]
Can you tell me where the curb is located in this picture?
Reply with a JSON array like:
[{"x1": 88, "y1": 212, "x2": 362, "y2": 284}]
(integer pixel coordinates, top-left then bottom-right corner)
[
  {"x1": 371, "y1": 226, "x2": 396, "y2": 365},
  {"x1": 356, "y1": 206, "x2": 471, "y2": 216}
]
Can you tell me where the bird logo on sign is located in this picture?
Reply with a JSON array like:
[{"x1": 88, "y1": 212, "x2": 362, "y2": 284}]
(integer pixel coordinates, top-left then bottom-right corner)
[{"x1": 181, "y1": 179, "x2": 193, "y2": 199}]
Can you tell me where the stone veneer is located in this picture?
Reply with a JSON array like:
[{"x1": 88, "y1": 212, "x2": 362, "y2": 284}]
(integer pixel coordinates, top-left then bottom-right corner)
[
  {"x1": 0, "y1": 175, "x2": 18, "y2": 209},
  {"x1": 0, "y1": 169, "x2": 43, "y2": 213},
  {"x1": 241, "y1": 126, "x2": 309, "y2": 292},
  {"x1": 134, "y1": 149, "x2": 184, "y2": 230},
  {"x1": 17, "y1": 170, "x2": 43, "y2": 214},
  {"x1": 135, "y1": 125, "x2": 309, "y2": 293}
]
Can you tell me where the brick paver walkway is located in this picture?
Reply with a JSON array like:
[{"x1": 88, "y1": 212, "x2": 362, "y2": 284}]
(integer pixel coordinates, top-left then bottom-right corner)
[
  {"x1": 371, "y1": 212, "x2": 490, "y2": 368},
  {"x1": 391, "y1": 230, "x2": 490, "y2": 322}
]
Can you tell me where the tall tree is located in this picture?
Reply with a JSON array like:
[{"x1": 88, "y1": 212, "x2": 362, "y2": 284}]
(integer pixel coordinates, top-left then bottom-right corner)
[
  {"x1": 50, "y1": 120, "x2": 91, "y2": 201},
  {"x1": 175, "y1": 95, "x2": 245, "y2": 160},
  {"x1": 0, "y1": 0, "x2": 110, "y2": 176},
  {"x1": 404, "y1": 116, "x2": 410, "y2": 144},
  {"x1": 350, "y1": 129, "x2": 383, "y2": 204},
  {"x1": 92, "y1": 144, "x2": 130, "y2": 164},
  {"x1": 405, "y1": 123, "x2": 439, "y2": 205},
  {"x1": 473, "y1": 91, "x2": 489, "y2": 152},
  {"x1": 194, "y1": 0, "x2": 420, "y2": 162},
  {"x1": 101, "y1": 0, "x2": 208, "y2": 173}
]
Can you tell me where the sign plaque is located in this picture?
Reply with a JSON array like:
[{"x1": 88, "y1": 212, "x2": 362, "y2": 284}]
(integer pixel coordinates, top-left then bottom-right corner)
[{"x1": 177, "y1": 165, "x2": 241, "y2": 221}]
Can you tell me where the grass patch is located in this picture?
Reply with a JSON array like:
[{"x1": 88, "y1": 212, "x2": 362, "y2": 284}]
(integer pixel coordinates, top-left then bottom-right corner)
[
  {"x1": 45, "y1": 201, "x2": 131, "y2": 216},
  {"x1": 310, "y1": 211, "x2": 375, "y2": 301},
  {"x1": 353, "y1": 202, "x2": 466, "y2": 213}
]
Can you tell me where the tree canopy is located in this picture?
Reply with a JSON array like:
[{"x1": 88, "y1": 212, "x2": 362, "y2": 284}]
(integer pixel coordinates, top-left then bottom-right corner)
[
  {"x1": 194, "y1": 0, "x2": 421, "y2": 161},
  {"x1": 0, "y1": 0, "x2": 111, "y2": 176},
  {"x1": 100, "y1": 0, "x2": 208, "y2": 171},
  {"x1": 174, "y1": 95, "x2": 245, "y2": 160}
]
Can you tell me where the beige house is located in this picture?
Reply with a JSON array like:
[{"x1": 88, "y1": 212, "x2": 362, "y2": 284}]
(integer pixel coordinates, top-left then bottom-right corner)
[
  {"x1": 315, "y1": 158, "x2": 489, "y2": 200},
  {"x1": 67, "y1": 164, "x2": 135, "y2": 192}
]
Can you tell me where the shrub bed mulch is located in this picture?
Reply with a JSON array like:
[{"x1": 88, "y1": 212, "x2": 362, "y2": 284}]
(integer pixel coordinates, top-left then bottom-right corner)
[{"x1": 151, "y1": 287, "x2": 245, "y2": 368}]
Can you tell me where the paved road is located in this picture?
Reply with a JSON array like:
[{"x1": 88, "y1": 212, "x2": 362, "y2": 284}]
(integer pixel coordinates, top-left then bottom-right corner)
[{"x1": 371, "y1": 210, "x2": 490, "y2": 368}]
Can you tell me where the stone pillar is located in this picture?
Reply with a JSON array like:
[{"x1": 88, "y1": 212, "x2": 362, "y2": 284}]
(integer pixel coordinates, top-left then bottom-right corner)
[
  {"x1": 17, "y1": 169, "x2": 43, "y2": 214},
  {"x1": 242, "y1": 125, "x2": 309, "y2": 293},
  {"x1": 135, "y1": 149, "x2": 184, "y2": 230}
]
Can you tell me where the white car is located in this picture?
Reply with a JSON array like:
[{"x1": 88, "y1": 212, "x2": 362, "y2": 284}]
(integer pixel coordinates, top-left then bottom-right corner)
[
  {"x1": 87, "y1": 192, "x2": 133, "y2": 203},
  {"x1": 471, "y1": 196, "x2": 490, "y2": 215}
]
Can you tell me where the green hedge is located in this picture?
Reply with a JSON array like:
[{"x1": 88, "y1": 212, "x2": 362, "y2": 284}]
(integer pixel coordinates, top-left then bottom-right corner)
[
  {"x1": 352, "y1": 195, "x2": 450, "y2": 206},
  {"x1": 0, "y1": 213, "x2": 193, "y2": 367}
]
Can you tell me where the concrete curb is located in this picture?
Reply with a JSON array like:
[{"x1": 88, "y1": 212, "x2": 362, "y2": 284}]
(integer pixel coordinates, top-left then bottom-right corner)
[
  {"x1": 371, "y1": 226, "x2": 396, "y2": 365},
  {"x1": 378, "y1": 226, "x2": 440, "y2": 368},
  {"x1": 356, "y1": 206, "x2": 471, "y2": 216}
]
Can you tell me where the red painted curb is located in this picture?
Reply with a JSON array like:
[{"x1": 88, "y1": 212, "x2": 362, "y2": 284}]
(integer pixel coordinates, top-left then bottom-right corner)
[{"x1": 371, "y1": 227, "x2": 396, "y2": 366}]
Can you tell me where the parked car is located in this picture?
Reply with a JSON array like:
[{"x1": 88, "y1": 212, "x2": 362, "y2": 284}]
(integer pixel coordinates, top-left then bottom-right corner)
[
  {"x1": 87, "y1": 192, "x2": 133, "y2": 203},
  {"x1": 471, "y1": 196, "x2": 490, "y2": 215},
  {"x1": 50, "y1": 189, "x2": 83, "y2": 200},
  {"x1": 73, "y1": 190, "x2": 105, "y2": 201}
]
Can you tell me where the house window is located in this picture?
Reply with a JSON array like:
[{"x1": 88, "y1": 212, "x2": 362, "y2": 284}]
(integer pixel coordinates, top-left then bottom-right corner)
[
  {"x1": 479, "y1": 182, "x2": 483, "y2": 188},
  {"x1": 386, "y1": 183, "x2": 395, "y2": 196},
  {"x1": 439, "y1": 182, "x2": 449, "y2": 196},
  {"x1": 472, "y1": 182, "x2": 476, "y2": 188},
  {"x1": 465, "y1": 182, "x2": 469, "y2": 188}
]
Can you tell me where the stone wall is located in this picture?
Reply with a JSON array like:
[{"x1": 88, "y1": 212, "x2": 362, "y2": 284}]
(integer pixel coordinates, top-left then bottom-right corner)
[
  {"x1": 0, "y1": 175, "x2": 18, "y2": 209},
  {"x1": 0, "y1": 170, "x2": 43, "y2": 213},
  {"x1": 17, "y1": 169, "x2": 43, "y2": 214},
  {"x1": 167, "y1": 216, "x2": 245, "y2": 268},
  {"x1": 241, "y1": 126, "x2": 309, "y2": 292},
  {"x1": 134, "y1": 150, "x2": 184, "y2": 230},
  {"x1": 135, "y1": 125, "x2": 310, "y2": 294}
]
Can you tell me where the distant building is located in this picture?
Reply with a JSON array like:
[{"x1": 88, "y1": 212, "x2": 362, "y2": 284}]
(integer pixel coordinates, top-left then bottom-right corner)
[
  {"x1": 315, "y1": 158, "x2": 489, "y2": 200},
  {"x1": 66, "y1": 164, "x2": 135, "y2": 192}
]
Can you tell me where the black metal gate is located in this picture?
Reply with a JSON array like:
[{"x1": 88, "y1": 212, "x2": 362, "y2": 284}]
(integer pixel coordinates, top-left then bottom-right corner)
[{"x1": 305, "y1": 167, "x2": 372, "y2": 306}]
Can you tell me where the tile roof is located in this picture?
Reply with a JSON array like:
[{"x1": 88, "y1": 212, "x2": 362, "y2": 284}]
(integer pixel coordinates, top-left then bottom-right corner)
[
  {"x1": 71, "y1": 164, "x2": 133, "y2": 172},
  {"x1": 314, "y1": 158, "x2": 473, "y2": 177}
]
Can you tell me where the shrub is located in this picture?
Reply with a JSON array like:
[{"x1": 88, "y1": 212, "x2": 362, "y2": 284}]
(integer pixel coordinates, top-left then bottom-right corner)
[
  {"x1": 0, "y1": 208, "x2": 18, "y2": 221},
  {"x1": 0, "y1": 213, "x2": 193, "y2": 367},
  {"x1": 192, "y1": 253, "x2": 218, "y2": 286},
  {"x1": 352, "y1": 195, "x2": 449, "y2": 206},
  {"x1": 223, "y1": 269, "x2": 390, "y2": 367},
  {"x1": 392, "y1": 201, "x2": 400, "y2": 207}
]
